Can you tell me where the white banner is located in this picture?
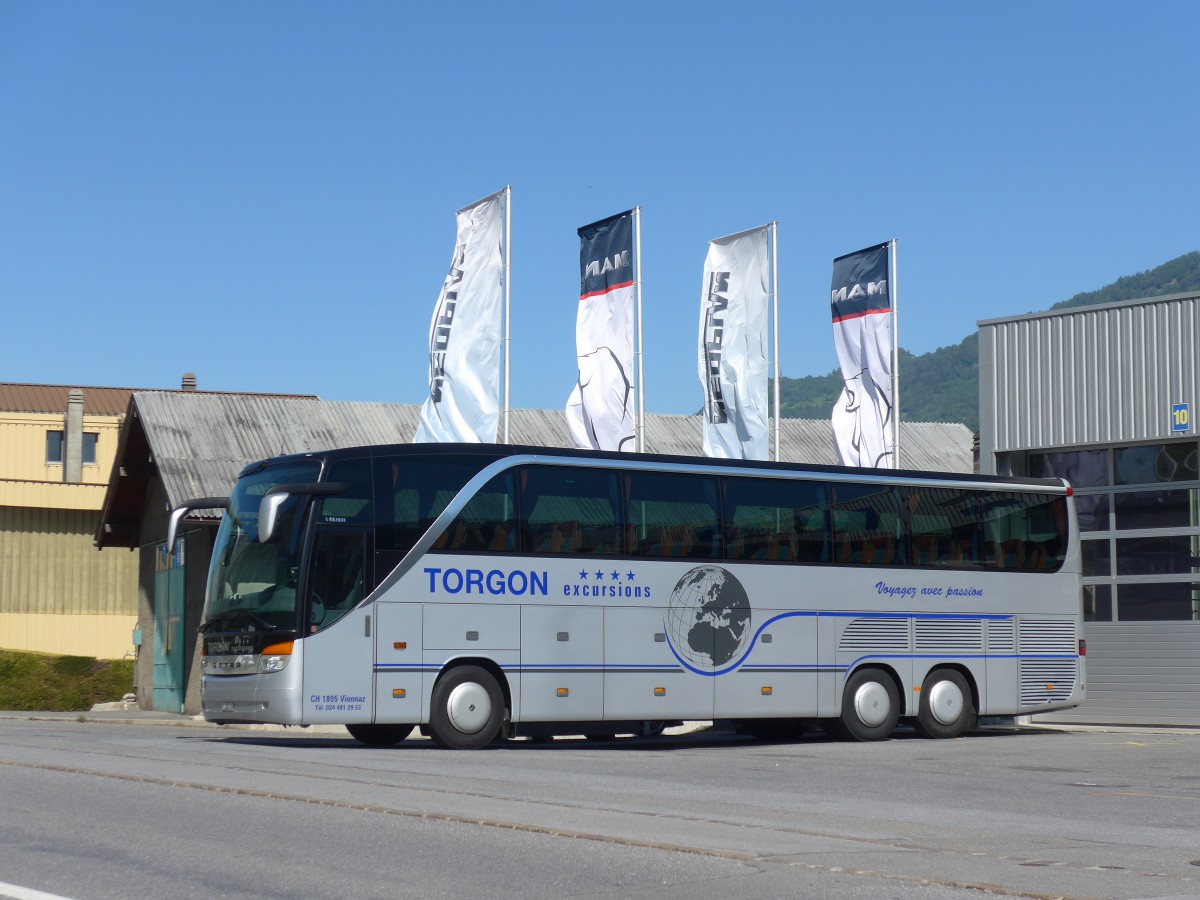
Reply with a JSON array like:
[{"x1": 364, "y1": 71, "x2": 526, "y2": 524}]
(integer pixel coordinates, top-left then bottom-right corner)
[
  {"x1": 413, "y1": 190, "x2": 505, "y2": 444},
  {"x1": 698, "y1": 226, "x2": 770, "y2": 459},
  {"x1": 830, "y1": 242, "x2": 894, "y2": 467},
  {"x1": 565, "y1": 211, "x2": 636, "y2": 452}
]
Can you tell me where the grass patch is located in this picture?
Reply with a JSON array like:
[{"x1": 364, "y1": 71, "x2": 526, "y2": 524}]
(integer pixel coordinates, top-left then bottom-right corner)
[{"x1": 0, "y1": 649, "x2": 135, "y2": 711}]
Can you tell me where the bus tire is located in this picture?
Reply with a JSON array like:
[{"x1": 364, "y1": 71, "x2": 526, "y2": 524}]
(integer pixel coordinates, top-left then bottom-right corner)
[
  {"x1": 839, "y1": 667, "x2": 900, "y2": 741},
  {"x1": 913, "y1": 668, "x2": 975, "y2": 739},
  {"x1": 346, "y1": 723, "x2": 413, "y2": 747},
  {"x1": 428, "y1": 665, "x2": 506, "y2": 750}
]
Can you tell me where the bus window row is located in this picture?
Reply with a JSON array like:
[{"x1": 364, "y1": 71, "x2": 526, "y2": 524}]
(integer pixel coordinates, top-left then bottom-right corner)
[{"x1": 406, "y1": 463, "x2": 1068, "y2": 572}]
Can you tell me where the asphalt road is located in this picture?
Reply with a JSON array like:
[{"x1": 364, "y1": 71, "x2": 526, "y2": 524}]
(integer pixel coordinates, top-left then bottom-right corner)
[{"x1": 0, "y1": 714, "x2": 1198, "y2": 899}]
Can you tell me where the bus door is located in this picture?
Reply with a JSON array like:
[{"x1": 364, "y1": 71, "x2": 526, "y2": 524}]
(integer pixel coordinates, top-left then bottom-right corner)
[{"x1": 301, "y1": 528, "x2": 375, "y2": 725}]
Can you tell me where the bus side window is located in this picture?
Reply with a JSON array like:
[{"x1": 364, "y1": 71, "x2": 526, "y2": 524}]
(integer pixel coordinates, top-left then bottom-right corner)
[
  {"x1": 373, "y1": 455, "x2": 482, "y2": 564},
  {"x1": 320, "y1": 457, "x2": 373, "y2": 526},
  {"x1": 309, "y1": 531, "x2": 366, "y2": 633},
  {"x1": 626, "y1": 471, "x2": 720, "y2": 560},
  {"x1": 721, "y1": 476, "x2": 815, "y2": 563},
  {"x1": 899, "y1": 487, "x2": 952, "y2": 568},
  {"x1": 518, "y1": 465, "x2": 620, "y2": 556},
  {"x1": 434, "y1": 471, "x2": 517, "y2": 553}
]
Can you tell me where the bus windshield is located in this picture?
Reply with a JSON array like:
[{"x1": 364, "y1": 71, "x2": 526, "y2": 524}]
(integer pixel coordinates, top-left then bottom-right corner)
[{"x1": 202, "y1": 459, "x2": 322, "y2": 634}]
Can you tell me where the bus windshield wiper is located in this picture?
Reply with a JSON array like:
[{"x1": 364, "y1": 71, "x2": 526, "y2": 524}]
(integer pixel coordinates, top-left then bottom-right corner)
[{"x1": 201, "y1": 608, "x2": 278, "y2": 633}]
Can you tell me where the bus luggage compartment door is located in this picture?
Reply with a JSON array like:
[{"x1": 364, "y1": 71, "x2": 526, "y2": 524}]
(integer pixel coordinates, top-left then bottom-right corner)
[
  {"x1": 714, "y1": 607, "x2": 819, "y2": 719},
  {"x1": 519, "y1": 605, "x2": 603, "y2": 721},
  {"x1": 604, "y1": 606, "x2": 715, "y2": 720},
  {"x1": 374, "y1": 602, "x2": 424, "y2": 724}
]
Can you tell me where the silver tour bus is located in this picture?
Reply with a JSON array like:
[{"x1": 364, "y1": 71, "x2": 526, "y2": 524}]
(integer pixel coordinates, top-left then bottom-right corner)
[{"x1": 173, "y1": 444, "x2": 1084, "y2": 748}]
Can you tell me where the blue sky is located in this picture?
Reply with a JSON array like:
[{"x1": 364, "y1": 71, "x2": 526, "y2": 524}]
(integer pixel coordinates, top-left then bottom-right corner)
[{"x1": 3, "y1": 3, "x2": 1197, "y2": 415}]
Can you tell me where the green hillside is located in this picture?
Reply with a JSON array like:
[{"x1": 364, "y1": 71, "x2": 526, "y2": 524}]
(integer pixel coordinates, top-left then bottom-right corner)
[{"x1": 776, "y1": 251, "x2": 1200, "y2": 433}]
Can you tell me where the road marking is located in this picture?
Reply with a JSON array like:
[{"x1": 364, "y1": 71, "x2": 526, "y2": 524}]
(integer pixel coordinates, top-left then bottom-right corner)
[
  {"x1": 1092, "y1": 790, "x2": 1200, "y2": 802},
  {"x1": 0, "y1": 882, "x2": 76, "y2": 900}
]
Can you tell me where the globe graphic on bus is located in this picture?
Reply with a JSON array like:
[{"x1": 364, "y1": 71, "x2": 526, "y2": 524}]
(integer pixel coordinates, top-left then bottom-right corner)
[{"x1": 665, "y1": 565, "x2": 752, "y2": 669}]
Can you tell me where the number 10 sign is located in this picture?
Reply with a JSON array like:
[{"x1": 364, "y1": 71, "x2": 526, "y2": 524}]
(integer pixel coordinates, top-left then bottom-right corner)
[{"x1": 1172, "y1": 402, "x2": 1190, "y2": 433}]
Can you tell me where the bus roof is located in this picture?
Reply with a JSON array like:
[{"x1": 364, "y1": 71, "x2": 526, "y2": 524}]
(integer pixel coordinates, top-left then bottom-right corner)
[{"x1": 238, "y1": 443, "x2": 1067, "y2": 493}]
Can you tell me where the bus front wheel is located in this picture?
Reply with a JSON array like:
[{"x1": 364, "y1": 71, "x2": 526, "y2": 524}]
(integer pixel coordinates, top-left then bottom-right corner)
[
  {"x1": 838, "y1": 668, "x2": 900, "y2": 741},
  {"x1": 429, "y1": 665, "x2": 506, "y2": 750},
  {"x1": 913, "y1": 668, "x2": 975, "y2": 739},
  {"x1": 346, "y1": 723, "x2": 413, "y2": 747}
]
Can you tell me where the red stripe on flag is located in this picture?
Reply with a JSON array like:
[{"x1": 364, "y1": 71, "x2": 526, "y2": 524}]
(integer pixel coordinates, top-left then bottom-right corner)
[
  {"x1": 580, "y1": 279, "x2": 634, "y2": 301},
  {"x1": 831, "y1": 307, "x2": 890, "y2": 324}
]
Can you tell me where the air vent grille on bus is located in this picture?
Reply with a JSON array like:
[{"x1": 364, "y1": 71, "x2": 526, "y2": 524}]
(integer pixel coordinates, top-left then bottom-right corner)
[
  {"x1": 987, "y1": 619, "x2": 1015, "y2": 652},
  {"x1": 838, "y1": 618, "x2": 910, "y2": 652},
  {"x1": 1019, "y1": 659, "x2": 1077, "y2": 705},
  {"x1": 1018, "y1": 619, "x2": 1076, "y2": 653},
  {"x1": 914, "y1": 619, "x2": 983, "y2": 651}
]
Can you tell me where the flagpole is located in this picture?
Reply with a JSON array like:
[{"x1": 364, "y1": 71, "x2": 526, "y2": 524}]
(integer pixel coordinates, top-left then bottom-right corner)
[
  {"x1": 890, "y1": 237, "x2": 899, "y2": 469},
  {"x1": 770, "y1": 221, "x2": 780, "y2": 462},
  {"x1": 502, "y1": 185, "x2": 512, "y2": 443},
  {"x1": 634, "y1": 206, "x2": 645, "y2": 453}
]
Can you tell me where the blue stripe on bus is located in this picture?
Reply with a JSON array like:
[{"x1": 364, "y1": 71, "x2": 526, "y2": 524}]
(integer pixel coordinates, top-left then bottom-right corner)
[
  {"x1": 373, "y1": 654, "x2": 1073, "y2": 675},
  {"x1": 372, "y1": 610, "x2": 1070, "y2": 678}
]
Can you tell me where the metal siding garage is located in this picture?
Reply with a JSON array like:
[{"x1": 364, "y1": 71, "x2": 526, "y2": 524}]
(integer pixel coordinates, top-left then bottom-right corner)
[{"x1": 979, "y1": 291, "x2": 1200, "y2": 726}]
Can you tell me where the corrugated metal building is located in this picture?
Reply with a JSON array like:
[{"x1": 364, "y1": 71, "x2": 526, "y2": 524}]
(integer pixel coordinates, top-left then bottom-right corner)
[
  {"x1": 99, "y1": 390, "x2": 975, "y2": 712},
  {"x1": 979, "y1": 290, "x2": 1200, "y2": 725}
]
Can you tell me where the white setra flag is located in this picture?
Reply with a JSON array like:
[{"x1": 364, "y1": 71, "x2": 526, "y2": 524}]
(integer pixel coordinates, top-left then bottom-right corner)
[
  {"x1": 698, "y1": 225, "x2": 770, "y2": 459},
  {"x1": 565, "y1": 210, "x2": 637, "y2": 452},
  {"x1": 413, "y1": 190, "x2": 505, "y2": 444}
]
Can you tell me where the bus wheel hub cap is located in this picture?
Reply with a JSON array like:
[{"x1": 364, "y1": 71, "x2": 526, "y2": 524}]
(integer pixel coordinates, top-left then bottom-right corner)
[
  {"x1": 447, "y1": 682, "x2": 491, "y2": 733},
  {"x1": 854, "y1": 682, "x2": 890, "y2": 727},
  {"x1": 928, "y1": 680, "x2": 964, "y2": 726}
]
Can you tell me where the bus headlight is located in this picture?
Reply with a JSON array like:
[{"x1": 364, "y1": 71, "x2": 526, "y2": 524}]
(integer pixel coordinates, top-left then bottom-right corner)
[
  {"x1": 258, "y1": 640, "x2": 294, "y2": 674},
  {"x1": 259, "y1": 654, "x2": 290, "y2": 673}
]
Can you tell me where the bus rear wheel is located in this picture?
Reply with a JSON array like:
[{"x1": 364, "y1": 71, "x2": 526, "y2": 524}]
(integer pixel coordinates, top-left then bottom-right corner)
[
  {"x1": 428, "y1": 665, "x2": 506, "y2": 750},
  {"x1": 838, "y1": 668, "x2": 900, "y2": 741},
  {"x1": 913, "y1": 668, "x2": 975, "y2": 739},
  {"x1": 346, "y1": 723, "x2": 413, "y2": 747}
]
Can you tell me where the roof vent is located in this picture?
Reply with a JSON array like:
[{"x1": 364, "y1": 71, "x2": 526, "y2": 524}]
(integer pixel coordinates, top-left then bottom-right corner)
[{"x1": 181, "y1": 373, "x2": 197, "y2": 392}]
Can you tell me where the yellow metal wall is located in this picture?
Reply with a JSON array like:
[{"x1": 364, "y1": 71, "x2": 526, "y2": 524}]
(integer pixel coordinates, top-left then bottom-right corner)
[
  {"x1": 0, "y1": 613, "x2": 138, "y2": 660},
  {"x1": 0, "y1": 411, "x2": 122, "y2": 486},
  {"x1": 0, "y1": 406, "x2": 137, "y2": 659},
  {"x1": 0, "y1": 507, "x2": 138, "y2": 659}
]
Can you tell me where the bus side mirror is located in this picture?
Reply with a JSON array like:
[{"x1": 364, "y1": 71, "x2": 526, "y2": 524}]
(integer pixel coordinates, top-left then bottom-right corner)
[
  {"x1": 257, "y1": 481, "x2": 350, "y2": 544},
  {"x1": 259, "y1": 492, "x2": 290, "y2": 544},
  {"x1": 165, "y1": 497, "x2": 229, "y2": 555}
]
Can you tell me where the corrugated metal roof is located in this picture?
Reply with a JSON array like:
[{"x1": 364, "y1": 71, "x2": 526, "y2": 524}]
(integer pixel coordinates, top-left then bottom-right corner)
[
  {"x1": 127, "y1": 391, "x2": 973, "y2": 518},
  {"x1": 0, "y1": 382, "x2": 320, "y2": 417},
  {"x1": 0, "y1": 383, "x2": 140, "y2": 416}
]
